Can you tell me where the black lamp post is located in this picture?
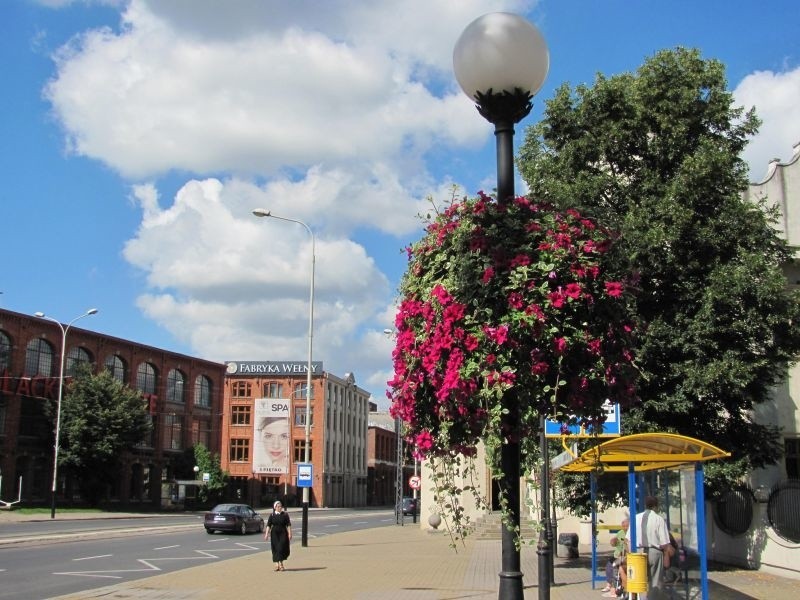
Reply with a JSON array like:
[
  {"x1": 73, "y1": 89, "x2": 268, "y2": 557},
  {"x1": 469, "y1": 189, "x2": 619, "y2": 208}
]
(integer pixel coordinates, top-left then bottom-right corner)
[{"x1": 453, "y1": 13, "x2": 550, "y2": 600}]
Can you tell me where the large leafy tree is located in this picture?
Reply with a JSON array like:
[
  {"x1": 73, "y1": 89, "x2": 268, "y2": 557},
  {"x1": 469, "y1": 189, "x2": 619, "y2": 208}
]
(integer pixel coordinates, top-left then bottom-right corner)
[
  {"x1": 58, "y1": 365, "x2": 151, "y2": 506},
  {"x1": 518, "y1": 47, "x2": 800, "y2": 499}
]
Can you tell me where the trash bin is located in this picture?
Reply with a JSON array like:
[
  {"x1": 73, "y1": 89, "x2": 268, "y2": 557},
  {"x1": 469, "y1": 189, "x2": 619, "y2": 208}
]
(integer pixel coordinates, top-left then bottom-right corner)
[
  {"x1": 557, "y1": 532, "x2": 579, "y2": 558},
  {"x1": 627, "y1": 552, "x2": 648, "y2": 593}
]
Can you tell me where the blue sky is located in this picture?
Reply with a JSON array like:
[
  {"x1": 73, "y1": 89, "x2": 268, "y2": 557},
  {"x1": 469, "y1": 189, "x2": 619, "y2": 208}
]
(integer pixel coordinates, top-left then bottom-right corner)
[{"x1": 2, "y1": 0, "x2": 799, "y2": 408}]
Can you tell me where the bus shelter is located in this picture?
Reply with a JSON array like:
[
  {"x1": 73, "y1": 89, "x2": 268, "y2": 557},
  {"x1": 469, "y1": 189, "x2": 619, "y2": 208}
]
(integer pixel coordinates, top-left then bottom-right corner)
[{"x1": 559, "y1": 433, "x2": 730, "y2": 600}]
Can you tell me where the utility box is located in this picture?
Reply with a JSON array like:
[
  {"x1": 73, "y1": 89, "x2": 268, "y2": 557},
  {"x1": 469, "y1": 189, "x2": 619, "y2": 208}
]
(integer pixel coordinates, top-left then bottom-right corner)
[{"x1": 557, "y1": 532, "x2": 579, "y2": 558}]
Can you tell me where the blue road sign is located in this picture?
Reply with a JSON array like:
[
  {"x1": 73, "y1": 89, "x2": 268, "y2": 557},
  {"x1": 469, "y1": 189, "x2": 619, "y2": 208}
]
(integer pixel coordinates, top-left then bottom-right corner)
[
  {"x1": 297, "y1": 463, "x2": 313, "y2": 488},
  {"x1": 544, "y1": 401, "x2": 621, "y2": 438}
]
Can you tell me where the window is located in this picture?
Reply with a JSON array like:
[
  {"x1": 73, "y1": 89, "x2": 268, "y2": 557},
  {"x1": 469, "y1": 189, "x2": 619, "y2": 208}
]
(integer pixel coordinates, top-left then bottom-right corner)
[
  {"x1": 293, "y1": 382, "x2": 313, "y2": 399},
  {"x1": 163, "y1": 413, "x2": 183, "y2": 451},
  {"x1": 230, "y1": 439, "x2": 250, "y2": 462},
  {"x1": 293, "y1": 439, "x2": 312, "y2": 463},
  {"x1": 786, "y1": 438, "x2": 800, "y2": 479},
  {"x1": 25, "y1": 338, "x2": 53, "y2": 376},
  {"x1": 65, "y1": 347, "x2": 92, "y2": 377},
  {"x1": 767, "y1": 480, "x2": 800, "y2": 543},
  {"x1": 713, "y1": 487, "x2": 754, "y2": 537},
  {"x1": 264, "y1": 382, "x2": 283, "y2": 398},
  {"x1": 195, "y1": 375, "x2": 212, "y2": 408},
  {"x1": 192, "y1": 418, "x2": 211, "y2": 447},
  {"x1": 294, "y1": 406, "x2": 314, "y2": 428},
  {"x1": 136, "y1": 362, "x2": 158, "y2": 395},
  {"x1": 232, "y1": 381, "x2": 251, "y2": 398},
  {"x1": 166, "y1": 369, "x2": 186, "y2": 403},
  {"x1": 104, "y1": 354, "x2": 127, "y2": 382},
  {"x1": 136, "y1": 414, "x2": 156, "y2": 448},
  {"x1": 231, "y1": 405, "x2": 251, "y2": 426},
  {"x1": 0, "y1": 331, "x2": 11, "y2": 371}
]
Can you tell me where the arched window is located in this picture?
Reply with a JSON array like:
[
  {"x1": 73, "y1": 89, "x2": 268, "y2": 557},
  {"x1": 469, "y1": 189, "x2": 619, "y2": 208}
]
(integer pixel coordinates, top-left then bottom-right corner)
[
  {"x1": 136, "y1": 362, "x2": 158, "y2": 395},
  {"x1": 194, "y1": 375, "x2": 212, "y2": 408},
  {"x1": 166, "y1": 369, "x2": 186, "y2": 403},
  {"x1": 25, "y1": 338, "x2": 54, "y2": 376},
  {"x1": 66, "y1": 347, "x2": 93, "y2": 377},
  {"x1": 0, "y1": 331, "x2": 11, "y2": 372},
  {"x1": 104, "y1": 354, "x2": 127, "y2": 383}
]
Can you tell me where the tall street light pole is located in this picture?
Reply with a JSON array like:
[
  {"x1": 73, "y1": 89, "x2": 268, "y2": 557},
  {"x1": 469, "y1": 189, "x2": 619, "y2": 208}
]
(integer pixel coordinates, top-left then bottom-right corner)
[
  {"x1": 252, "y1": 208, "x2": 315, "y2": 548},
  {"x1": 453, "y1": 12, "x2": 549, "y2": 600},
  {"x1": 34, "y1": 308, "x2": 99, "y2": 519}
]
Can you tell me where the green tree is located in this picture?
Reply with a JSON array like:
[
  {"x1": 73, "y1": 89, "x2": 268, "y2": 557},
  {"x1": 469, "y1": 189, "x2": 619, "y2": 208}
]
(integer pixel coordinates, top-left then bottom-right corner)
[
  {"x1": 518, "y1": 47, "x2": 800, "y2": 500},
  {"x1": 193, "y1": 443, "x2": 226, "y2": 506},
  {"x1": 58, "y1": 365, "x2": 151, "y2": 506}
]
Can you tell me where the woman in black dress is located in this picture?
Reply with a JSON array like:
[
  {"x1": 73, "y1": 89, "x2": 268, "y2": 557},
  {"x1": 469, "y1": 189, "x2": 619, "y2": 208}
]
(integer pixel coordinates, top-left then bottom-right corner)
[{"x1": 265, "y1": 500, "x2": 292, "y2": 571}]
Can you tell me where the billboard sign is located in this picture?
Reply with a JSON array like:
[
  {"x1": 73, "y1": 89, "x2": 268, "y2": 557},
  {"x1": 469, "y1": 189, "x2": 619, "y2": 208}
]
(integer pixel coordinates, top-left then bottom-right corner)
[{"x1": 253, "y1": 398, "x2": 290, "y2": 474}]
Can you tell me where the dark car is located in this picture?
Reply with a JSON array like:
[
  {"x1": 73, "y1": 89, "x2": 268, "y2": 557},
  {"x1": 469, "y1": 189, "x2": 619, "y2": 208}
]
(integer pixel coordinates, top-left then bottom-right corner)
[
  {"x1": 399, "y1": 496, "x2": 418, "y2": 516},
  {"x1": 204, "y1": 503, "x2": 265, "y2": 535}
]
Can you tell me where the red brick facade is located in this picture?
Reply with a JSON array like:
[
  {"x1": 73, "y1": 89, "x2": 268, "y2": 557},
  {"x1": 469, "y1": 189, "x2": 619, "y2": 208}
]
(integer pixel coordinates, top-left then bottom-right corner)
[{"x1": 0, "y1": 308, "x2": 225, "y2": 508}]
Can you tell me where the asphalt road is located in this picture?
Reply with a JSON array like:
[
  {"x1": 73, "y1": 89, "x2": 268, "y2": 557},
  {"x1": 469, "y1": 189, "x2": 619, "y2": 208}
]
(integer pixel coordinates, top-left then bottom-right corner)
[{"x1": 0, "y1": 508, "x2": 396, "y2": 599}]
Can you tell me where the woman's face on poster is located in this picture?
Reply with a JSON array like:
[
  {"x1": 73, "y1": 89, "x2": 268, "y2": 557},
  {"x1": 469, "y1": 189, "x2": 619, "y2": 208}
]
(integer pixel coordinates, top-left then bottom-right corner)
[{"x1": 261, "y1": 419, "x2": 289, "y2": 463}]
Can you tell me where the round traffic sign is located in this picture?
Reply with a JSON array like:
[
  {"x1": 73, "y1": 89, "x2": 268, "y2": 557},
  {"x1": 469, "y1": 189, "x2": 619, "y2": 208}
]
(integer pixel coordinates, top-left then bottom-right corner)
[{"x1": 409, "y1": 475, "x2": 421, "y2": 490}]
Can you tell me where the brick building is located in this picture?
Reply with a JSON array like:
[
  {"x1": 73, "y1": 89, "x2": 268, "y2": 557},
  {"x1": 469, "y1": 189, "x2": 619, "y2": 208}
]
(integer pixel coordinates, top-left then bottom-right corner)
[
  {"x1": 367, "y1": 411, "x2": 401, "y2": 506},
  {"x1": 0, "y1": 308, "x2": 225, "y2": 508},
  {"x1": 221, "y1": 361, "x2": 370, "y2": 508}
]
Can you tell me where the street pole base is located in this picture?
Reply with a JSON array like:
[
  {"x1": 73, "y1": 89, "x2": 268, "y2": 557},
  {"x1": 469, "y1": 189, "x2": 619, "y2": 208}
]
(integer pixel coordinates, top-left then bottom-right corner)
[
  {"x1": 536, "y1": 546, "x2": 551, "y2": 600},
  {"x1": 301, "y1": 501, "x2": 309, "y2": 547},
  {"x1": 498, "y1": 570, "x2": 524, "y2": 599}
]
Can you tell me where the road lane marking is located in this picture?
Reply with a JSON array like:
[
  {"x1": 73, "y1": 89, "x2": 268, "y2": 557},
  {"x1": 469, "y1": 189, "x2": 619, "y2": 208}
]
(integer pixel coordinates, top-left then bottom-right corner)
[
  {"x1": 74, "y1": 554, "x2": 112, "y2": 561},
  {"x1": 54, "y1": 546, "x2": 264, "y2": 579},
  {"x1": 154, "y1": 545, "x2": 180, "y2": 550}
]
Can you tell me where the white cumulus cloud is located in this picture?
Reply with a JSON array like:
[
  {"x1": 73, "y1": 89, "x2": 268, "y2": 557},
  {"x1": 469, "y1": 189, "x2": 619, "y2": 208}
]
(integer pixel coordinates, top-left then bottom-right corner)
[{"x1": 734, "y1": 65, "x2": 800, "y2": 181}]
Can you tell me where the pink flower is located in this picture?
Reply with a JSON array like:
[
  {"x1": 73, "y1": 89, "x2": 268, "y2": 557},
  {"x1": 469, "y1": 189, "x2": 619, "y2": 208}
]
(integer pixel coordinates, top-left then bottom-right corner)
[
  {"x1": 508, "y1": 292, "x2": 524, "y2": 309},
  {"x1": 565, "y1": 283, "x2": 582, "y2": 299},
  {"x1": 483, "y1": 325, "x2": 509, "y2": 345},
  {"x1": 548, "y1": 291, "x2": 565, "y2": 308},
  {"x1": 532, "y1": 361, "x2": 549, "y2": 375},
  {"x1": 604, "y1": 281, "x2": 624, "y2": 298},
  {"x1": 481, "y1": 267, "x2": 495, "y2": 284},
  {"x1": 553, "y1": 337, "x2": 568, "y2": 355},
  {"x1": 510, "y1": 254, "x2": 531, "y2": 268},
  {"x1": 431, "y1": 284, "x2": 453, "y2": 305}
]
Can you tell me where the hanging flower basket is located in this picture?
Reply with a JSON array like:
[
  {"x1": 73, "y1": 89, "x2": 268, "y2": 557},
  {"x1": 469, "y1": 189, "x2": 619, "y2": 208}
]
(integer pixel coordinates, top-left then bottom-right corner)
[{"x1": 388, "y1": 192, "x2": 638, "y2": 484}]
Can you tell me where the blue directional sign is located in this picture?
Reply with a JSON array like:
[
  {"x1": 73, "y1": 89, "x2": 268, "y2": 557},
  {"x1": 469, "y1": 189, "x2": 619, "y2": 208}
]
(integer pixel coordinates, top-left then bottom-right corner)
[
  {"x1": 297, "y1": 463, "x2": 313, "y2": 488},
  {"x1": 544, "y1": 401, "x2": 621, "y2": 438}
]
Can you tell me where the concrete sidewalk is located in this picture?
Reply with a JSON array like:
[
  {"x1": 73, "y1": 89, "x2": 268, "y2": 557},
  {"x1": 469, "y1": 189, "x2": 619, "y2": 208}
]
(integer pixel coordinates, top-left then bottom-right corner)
[{"x1": 44, "y1": 520, "x2": 796, "y2": 600}]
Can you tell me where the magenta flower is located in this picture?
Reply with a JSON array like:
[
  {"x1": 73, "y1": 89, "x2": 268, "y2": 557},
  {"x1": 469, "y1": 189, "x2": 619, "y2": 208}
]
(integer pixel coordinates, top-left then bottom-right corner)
[{"x1": 605, "y1": 281, "x2": 624, "y2": 297}]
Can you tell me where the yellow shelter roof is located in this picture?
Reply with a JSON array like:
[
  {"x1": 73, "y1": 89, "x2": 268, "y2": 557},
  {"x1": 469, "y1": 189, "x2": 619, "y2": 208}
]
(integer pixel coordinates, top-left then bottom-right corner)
[{"x1": 558, "y1": 432, "x2": 730, "y2": 473}]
